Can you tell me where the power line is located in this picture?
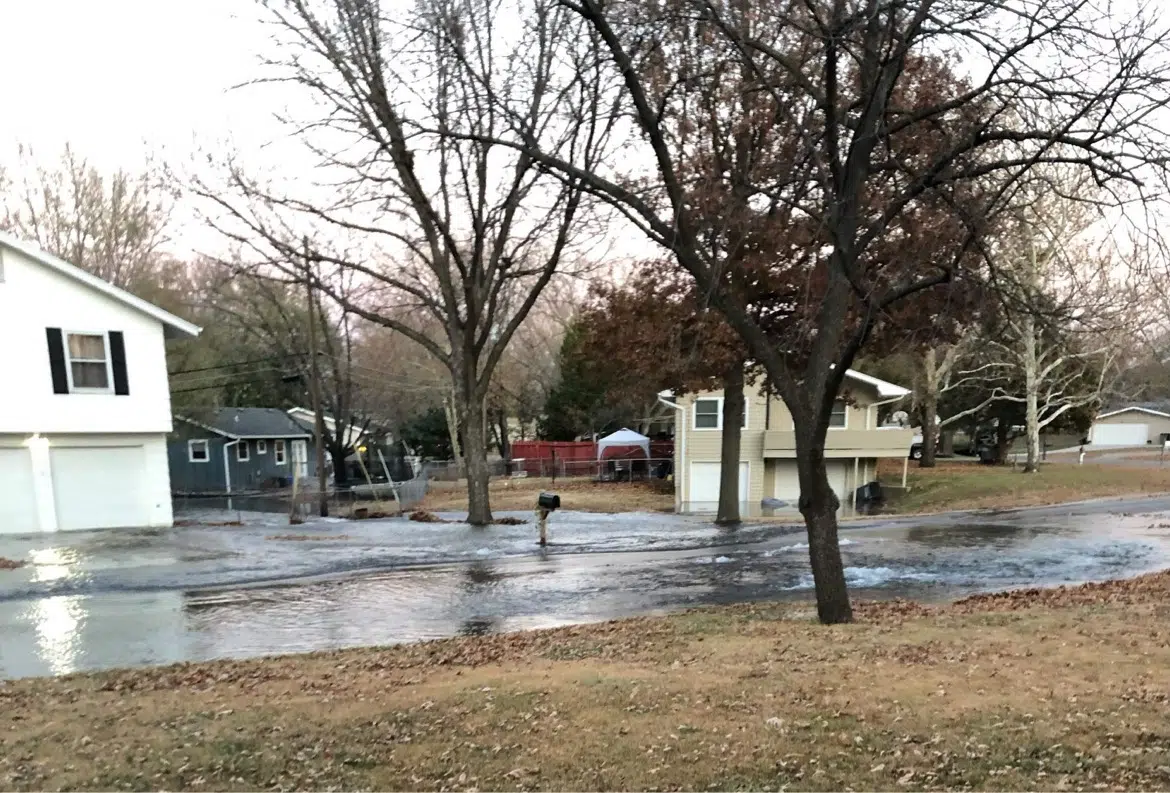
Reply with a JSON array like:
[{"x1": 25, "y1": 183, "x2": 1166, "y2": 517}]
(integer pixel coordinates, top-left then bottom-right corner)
[{"x1": 169, "y1": 354, "x2": 300, "y2": 377}]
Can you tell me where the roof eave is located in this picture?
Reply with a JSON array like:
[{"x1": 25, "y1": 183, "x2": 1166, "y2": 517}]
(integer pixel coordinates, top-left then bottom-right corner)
[{"x1": 0, "y1": 232, "x2": 202, "y2": 338}]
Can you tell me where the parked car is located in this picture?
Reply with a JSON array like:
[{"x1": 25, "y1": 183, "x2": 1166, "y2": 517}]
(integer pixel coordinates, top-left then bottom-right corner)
[
  {"x1": 909, "y1": 431, "x2": 942, "y2": 460},
  {"x1": 909, "y1": 433, "x2": 925, "y2": 460}
]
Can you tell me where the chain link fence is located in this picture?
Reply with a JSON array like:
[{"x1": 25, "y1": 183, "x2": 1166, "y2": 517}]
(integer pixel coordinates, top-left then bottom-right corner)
[{"x1": 172, "y1": 467, "x2": 432, "y2": 522}]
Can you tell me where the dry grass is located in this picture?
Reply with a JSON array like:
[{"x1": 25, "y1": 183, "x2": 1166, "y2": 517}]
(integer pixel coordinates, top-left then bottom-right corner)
[
  {"x1": 879, "y1": 460, "x2": 1170, "y2": 513},
  {"x1": 6, "y1": 573, "x2": 1170, "y2": 791},
  {"x1": 414, "y1": 477, "x2": 675, "y2": 514}
]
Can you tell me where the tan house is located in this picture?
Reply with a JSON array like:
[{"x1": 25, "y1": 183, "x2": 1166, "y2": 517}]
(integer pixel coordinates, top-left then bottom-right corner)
[
  {"x1": 1089, "y1": 405, "x2": 1170, "y2": 446},
  {"x1": 667, "y1": 370, "x2": 914, "y2": 514}
]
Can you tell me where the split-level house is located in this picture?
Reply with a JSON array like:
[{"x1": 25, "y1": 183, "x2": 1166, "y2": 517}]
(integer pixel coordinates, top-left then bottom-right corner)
[{"x1": 669, "y1": 370, "x2": 914, "y2": 513}]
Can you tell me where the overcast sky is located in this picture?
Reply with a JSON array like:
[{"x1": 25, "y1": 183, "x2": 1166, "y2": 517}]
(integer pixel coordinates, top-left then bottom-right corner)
[
  {"x1": 0, "y1": 0, "x2": 289, "y2": 256},
  {"x1": 0, "y1": 1, "x2": 271, "y2": 167}
]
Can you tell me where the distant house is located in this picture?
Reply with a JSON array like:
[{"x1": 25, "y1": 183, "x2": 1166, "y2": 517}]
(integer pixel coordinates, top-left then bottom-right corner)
[
  {"x1": 1089, "y1": 403, "x2": 1170, "y2": 447},
  {"x1": 669, "y1": 369, "x2": 914, "y2": 513},
  {"x1": 168, "y1": 408, "x2": 319, "y2": 493},
  {"x1": 0, "y1": 231, "x2": 200, "y2": 534}
]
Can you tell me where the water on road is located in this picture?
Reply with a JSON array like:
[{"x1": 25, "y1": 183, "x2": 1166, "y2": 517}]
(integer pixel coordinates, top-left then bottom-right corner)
[{"x1": 3, "y1": 497, "x2": 1170, "y2": 678}]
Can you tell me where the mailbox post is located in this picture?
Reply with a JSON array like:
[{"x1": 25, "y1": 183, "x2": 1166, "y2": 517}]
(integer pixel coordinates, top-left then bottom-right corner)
[{"x1": 535, "y1": 491, "x2": 560, "y2": 546}]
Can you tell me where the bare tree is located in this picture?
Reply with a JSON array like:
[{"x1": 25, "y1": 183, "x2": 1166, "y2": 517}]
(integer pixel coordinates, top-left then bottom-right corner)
[
  {"x1": 197, "y1": 264, "x2": 379, "y2": 486},
  {"x1": 450, "y1": 0, "x2": 1170, "y2": 621},
  {"x1": 981, "y1": 177, "x2": 1143, "y2": 471},
  {"x1": 193, "y1": 0, "x2": 612, "y2": 524},
  {"x1": 1, "y1": 145, "x2": 177, "y2": 295}
]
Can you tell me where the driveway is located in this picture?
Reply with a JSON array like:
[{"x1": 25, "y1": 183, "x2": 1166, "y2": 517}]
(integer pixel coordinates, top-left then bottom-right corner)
[{"x1": 4, "y1": 497, "x2": 1170, "y2": 678}]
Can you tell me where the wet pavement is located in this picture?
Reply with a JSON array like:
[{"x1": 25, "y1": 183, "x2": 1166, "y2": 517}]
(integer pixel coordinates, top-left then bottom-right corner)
[{"x1": 4, "y1": 496, "x2": 1170, "y2": 679}]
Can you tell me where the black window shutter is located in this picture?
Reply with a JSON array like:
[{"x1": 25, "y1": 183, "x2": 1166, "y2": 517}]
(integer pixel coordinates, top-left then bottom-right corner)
[
  {"x1": 45, "y1": 328, "x2": 69, "y2": 394},
  {"x1": 109, "y1": 331, "x2": 129, "y2": 395}
]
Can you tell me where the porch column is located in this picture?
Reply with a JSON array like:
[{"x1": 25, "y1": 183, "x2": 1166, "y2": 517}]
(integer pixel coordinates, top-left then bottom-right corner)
[{"x1": 852, "y1": 457, "x2": 859, "y2": 510}]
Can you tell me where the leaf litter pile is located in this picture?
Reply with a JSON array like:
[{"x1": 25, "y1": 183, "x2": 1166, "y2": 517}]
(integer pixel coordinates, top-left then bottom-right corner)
[{"x1": 5, "y1": 572, "x2": 1170, "y2": 791}]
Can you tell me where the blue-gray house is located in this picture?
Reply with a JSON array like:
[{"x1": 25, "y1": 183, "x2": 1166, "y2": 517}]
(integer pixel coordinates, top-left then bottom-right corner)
[{"x1": 168, "y1": 408, "x2": 320, "y2": 493}]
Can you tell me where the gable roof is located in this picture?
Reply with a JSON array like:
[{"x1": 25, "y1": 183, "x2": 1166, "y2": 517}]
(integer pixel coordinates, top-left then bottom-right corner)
[
  {"x1": 656, "y1": 368, "x2": 910, "y2": 400},
  {"x1": 839, "y1": 368, "x2": 911, "y2": 399},
  {"x1": 177, "y1": 408, "x2": 312, "y2": 440},
  {"x1": 1096, "y1": 404, "x2": 1170, "y2": 421},
  {"x1": 0, "y1": 230, "x2": 201, "y2": 338}
]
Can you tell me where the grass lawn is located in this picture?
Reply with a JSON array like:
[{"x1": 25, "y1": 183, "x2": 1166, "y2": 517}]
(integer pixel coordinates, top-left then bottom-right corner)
[
  {"x1": 6, "y1": 572, "x2": 1170, "y2": 791},
  {"x1": 880, "y1": 460, "x2": 1170, "y2": 513}
]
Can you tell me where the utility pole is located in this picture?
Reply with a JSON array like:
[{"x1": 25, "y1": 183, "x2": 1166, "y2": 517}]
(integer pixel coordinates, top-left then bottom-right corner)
[{"x1": 304, "y1": 236, "x2": 329, "y2": 517}]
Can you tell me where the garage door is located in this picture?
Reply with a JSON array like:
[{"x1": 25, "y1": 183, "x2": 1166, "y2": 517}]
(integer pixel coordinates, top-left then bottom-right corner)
[
  {"x1": 0, "y1": 447, "x2": 40, "y2": 535},
  {"x1": 50, "y1": 446, "x2": 149, "y2": 531},
  {"x1": 773, "y1": 461, "x2": 849, "y2": 504},
  {"x1": 1091, "y1": 423, "x2": 1148, "y2": 446},
  {"x1": 689, "y1": 461, "x2": 749, "y2": 508}
]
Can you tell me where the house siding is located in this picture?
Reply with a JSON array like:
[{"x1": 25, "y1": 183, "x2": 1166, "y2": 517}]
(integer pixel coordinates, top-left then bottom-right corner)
[
  {"x1": 167, "y1": 423, "x2": 317, "y2": 493},
  {"x1": 0, "y1": 245, "x2": 174, "y2": 435}
]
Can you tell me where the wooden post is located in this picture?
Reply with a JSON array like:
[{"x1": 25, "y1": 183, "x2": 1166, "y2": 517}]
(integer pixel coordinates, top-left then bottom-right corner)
[
  {"x1": 289, "y1": 462, "x2": 302, "y2": 525},
  {"x1": 536, "y1": 507, "x2": 550, "y2": 546},
  {"x1": 852, "y1": 457, "x2": 859, "y2": 511},
  {"x1": 901, "y1": 456, "x2": 909, "y2": 489},
  {"x1": 376, "y1": 448, "x2": 402, "y2": 513},
  {"x1": 355, "y1": 449, "x2": 379, "y2": 505},
  {"x1": 304, "y1": 237, "x2": 329, "y2": 518}
]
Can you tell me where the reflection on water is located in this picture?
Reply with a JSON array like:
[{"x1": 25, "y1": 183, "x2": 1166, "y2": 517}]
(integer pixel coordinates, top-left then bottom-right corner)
[
  {"x1": 30, "y1": 548, "x2": 82, "y2": 675},
  {"x1": 32, "y1": 596, "x2": 83, "y2": 676}
]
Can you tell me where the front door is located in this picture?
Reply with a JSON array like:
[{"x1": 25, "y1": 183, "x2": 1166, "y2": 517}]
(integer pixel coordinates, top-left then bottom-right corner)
[{"x1": 291, "y1": 440, "x2": 309, "y2": 479}]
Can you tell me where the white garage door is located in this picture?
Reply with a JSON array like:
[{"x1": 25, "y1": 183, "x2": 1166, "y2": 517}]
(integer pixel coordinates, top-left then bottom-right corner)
[
  {"x1": 689, "y1": 461, "x2": 749, "y2": 508},
  {"x1": 1091, "y1": 423, "x2": 1148, "y2": 447},
  {"x1": 0, "y1": 447, "x2": 40, "y2": 535},
  {"x1": 50, "y1": 446, "x2": 149, "y2": 531},
  {"x1": 773, "y1": 461, "x2": 850, "y2": 504}
]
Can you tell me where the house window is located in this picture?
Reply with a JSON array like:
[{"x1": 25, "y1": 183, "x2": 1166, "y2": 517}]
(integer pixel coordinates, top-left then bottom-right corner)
[
  {"x1": 188, "y1": 439, "x2": 210, "y2": 463},
  {"x1": 257, "y1": 440, "x2": 267, "y2": 455},
  {"x1": 829, "y1": 400, "x2": 848, "y2": 428},
  {"x1": 274, "y1": 440, "x2": 286, "y2": 465},
  {"x1": 237, "y1": 441, "x2": 250, "y2": 462},
  {"x1": 66, "y1": 332, "x2": 111, "y2": 391},
  {"x1": 692, "y1": 397, "x2": 749, "y2": 430},
  {"x1": 694, "y1": 399, "x2": 721, "y2": 429}
]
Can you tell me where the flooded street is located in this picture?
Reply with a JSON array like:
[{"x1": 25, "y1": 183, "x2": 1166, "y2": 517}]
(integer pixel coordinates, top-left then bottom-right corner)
[{"x1": 3, "y1": 496, "x2": 1170, "y2": 678}]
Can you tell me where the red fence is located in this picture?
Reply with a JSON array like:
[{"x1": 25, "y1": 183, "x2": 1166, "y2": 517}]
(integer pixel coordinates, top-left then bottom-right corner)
[{"x1": 510, "y1": 440, "x2": 674, "y2": 478}]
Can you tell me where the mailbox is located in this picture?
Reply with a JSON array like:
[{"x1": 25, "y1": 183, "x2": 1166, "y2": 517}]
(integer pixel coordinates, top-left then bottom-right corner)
[{"x1": 537, "y1": 492, "x2": 561, "y2": 511}]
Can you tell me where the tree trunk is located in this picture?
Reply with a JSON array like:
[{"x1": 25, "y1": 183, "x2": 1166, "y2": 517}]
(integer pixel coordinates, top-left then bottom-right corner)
[
  {"x1": 328, "y1": 439, "x2": 350, "y2": 487},
  {"x1": 716, "y1": 366, "x2": 745, "y2": 525},
  {"x1": 794, "y1": 425, "x2": 852, "y2": 624},
  {"x1": 918, "y1": 348, "x2": 939, "y2": 468},
  {"x1": 461, "y1": 393, "x2": 493, "y2": 525},
  {"x1": 1022, "y1": 316, "x2": 1041, "y2": 473},
  {"x1": 495, "y1": 410, "x2": 510, "y2": 460},
  {"x1": 995, "y1": 418, "x2": 1011, "y2": 464},
  {"x1": 444, "y1": 393, "x2": 464, "y2": 474}
]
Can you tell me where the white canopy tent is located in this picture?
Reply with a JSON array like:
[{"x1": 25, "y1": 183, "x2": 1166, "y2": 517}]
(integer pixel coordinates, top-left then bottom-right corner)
[{"x1": 596, "y1": 428, "x2": 651, "y2": 459}]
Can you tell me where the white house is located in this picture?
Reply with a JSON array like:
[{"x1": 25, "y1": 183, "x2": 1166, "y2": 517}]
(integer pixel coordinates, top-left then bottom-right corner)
[{"x1": 0, "y1": 232, "x2": 200, "y2": 535}]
